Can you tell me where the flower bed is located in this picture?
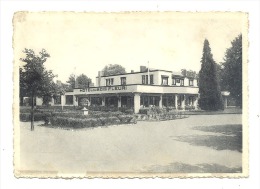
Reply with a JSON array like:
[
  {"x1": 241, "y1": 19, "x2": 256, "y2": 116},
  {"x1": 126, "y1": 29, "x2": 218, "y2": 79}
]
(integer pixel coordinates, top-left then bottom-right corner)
[{"x1": 136, "y1": 107, "x2": 187, "y2": 121}]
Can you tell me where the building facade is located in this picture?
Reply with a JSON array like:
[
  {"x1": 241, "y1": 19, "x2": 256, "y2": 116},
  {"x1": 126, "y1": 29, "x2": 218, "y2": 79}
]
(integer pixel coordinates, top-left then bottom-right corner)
[{"x1": 36, "y1": 66, "x2": 200, "y2": 113}]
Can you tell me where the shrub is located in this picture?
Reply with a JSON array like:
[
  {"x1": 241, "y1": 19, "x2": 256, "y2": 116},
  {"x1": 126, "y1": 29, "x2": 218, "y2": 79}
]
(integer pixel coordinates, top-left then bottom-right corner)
[
  {"x1": 139, "y1": 108, "x2": 149, "y2": 115},
  {"x1": 125, "y1": 109, "x2": 134, "y2": 115},
  {"x1": 20, "y1": 113, "x2": 44, "y2": 122},
  {"x1": 117, "y1": 115, "x2": 135, "y2": 124},
  {"x1": 42, "y1": 112, "x2": 52, "y2": 125},
  {"x1": 50, "y1": 116, "x2": 122, "y2": 128},
  {"x1": 177, "y1": 106, "x2": 183, "y2": 110},
  {"x1": 52, "y1": 112, "x2": 89, "y2": 119},
  {"x1": 20, "y1": 107, "x2": 33, "y2": 113},
  {"x1": 185, "y1": 105, "x2": 192, "y2": 111}
]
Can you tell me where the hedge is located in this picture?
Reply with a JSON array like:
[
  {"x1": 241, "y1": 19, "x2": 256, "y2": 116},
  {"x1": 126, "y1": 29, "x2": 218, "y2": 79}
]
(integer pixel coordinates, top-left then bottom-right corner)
[
  {"x1": 50, "y1": 115, "x2": 135, "y2": 129},
  {"x1": 20, "y1": 113, "x2": 45, "y2": 122}
]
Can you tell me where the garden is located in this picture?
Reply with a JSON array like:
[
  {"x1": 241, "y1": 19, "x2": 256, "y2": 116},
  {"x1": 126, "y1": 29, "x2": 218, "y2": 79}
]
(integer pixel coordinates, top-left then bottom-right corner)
[{"x1": 20, "y1": 105, "x2": 189, "y2": 129}]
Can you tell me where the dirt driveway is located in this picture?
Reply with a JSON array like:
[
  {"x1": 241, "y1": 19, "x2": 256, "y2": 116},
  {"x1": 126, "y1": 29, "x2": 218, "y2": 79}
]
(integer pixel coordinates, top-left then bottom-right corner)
[{"x1": 16, "y1": 114, "x2": 242, "y2": 176}]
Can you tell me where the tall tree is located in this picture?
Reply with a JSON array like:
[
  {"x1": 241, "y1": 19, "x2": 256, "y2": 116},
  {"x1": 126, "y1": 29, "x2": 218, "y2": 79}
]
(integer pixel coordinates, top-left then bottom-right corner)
[
  {"x1": 102, "y1": 64, "x2": 126, "y2": 76},
  {"x1": 66, "y1": 74, "x2": 92, "y2": 90},
  {"x1": 76, "y1": 74, "x2": 92, "y2": 89},
  {"x1": 20, "y1": 48, "x2": 55, "y2": 131},
  {"x1": 19, "y1": 67, "x2": 27, "y2": 106},
  {"x1": 66, "y1": 74, "x2": 76, "y2": 90},
  {"x1": 198, "y1": 39, "x2": 223, "y2": 110},
  {"x1": 221, "y1": 34, "x2": 242, "y2": 108}
]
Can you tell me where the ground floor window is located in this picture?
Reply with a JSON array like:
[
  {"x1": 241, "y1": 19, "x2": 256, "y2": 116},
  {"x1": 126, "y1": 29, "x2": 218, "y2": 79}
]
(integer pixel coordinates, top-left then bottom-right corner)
[
  {"x1": 105, "y1": 96, "x2": 118, "y2": 107},
  {"x1": 140, "y1": 96, "x2": 160, "y2": 107},
  {"x1": 188, "y1": 96, "x2": 195, "y2": 106},
  {"x1": 121, "y1": 96, "x2": 133, "y2": 108},
  {"x1": 162, "y1": 96, "x2": 175, "y2": 107},
  {"x1": 91, "y1": 97, "x2": 102, "y2": 106},
  {"x1": 54, "y1": 95, "x2": 61, "y2": 105},
  {"x1": 65, "y1": 95, "x2": 73, "y2": 105}
]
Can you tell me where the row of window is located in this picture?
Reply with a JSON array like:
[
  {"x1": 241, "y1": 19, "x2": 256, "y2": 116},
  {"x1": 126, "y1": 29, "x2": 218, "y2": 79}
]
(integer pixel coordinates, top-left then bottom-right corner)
[{"x1": 105, "y1": 75, "x2": 196, "y2": 86}]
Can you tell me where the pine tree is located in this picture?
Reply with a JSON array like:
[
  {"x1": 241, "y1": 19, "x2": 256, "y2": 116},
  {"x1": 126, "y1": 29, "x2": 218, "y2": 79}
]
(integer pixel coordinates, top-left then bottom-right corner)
[{"x1": 198, "y1": 39, "x2": 223, "y2": 110}]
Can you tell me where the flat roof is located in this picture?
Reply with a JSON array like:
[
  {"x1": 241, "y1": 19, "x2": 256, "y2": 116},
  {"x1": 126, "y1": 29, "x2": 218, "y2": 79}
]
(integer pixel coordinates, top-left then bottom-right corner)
[{"x1": 96, "y1": 69, "x2": 173, "y2": 78}]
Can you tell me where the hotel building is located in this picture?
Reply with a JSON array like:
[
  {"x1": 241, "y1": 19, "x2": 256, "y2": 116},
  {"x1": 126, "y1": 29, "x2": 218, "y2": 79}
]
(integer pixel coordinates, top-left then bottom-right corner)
[{"x1": 36, "y1": 66, "x2": 200, "y2": 113}]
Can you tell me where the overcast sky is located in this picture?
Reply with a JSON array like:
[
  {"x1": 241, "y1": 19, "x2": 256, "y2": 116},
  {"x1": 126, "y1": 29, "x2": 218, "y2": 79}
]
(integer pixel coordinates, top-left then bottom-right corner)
[{"x1": 14, "y1": 12, "x2": 245, "y2": 84}]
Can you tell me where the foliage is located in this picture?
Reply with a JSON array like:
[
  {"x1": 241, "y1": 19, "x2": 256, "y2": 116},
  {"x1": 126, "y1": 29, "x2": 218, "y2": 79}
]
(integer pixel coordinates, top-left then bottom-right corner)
[
  {"x1": 20, "y1": 113, "x2": 45, "y2": 122},
  {"x1": 66, "y1": 74, "x2": 76, "y2": 90},
  {"x1": 20, "y1": 49, "x2": 55, "y2": 97},
  {"x1": 20, "y1": 48, "x2": 55, "y2": 130},
  {"x1": 220, "y1": 34, "x2": 242, "y2": 107},
  {"x1": 181, "y1": 69, "x2": 198, "y2": 78},
  {"x1": 77, "y1": 74, "x2": 92, "y2": 89},
  {"x1": 102, "y1": 64, "x2": 126, "y2": 76},
  {"x1": 139, "y1": 108, "x2": 150, "y2": 115},
  {"x1": 66, "y1": 73, "x2": 93, "y2": 90},
  {"x1": 49, "y1": 114, "x2": 136, "y2": 129},
  {"x1": 54, "y1": 80, "x2": 70, "y2": 95},
  {"x1": 198, "y1": 39, "x2": 223, "y2": 110},
  {"x1": 79, "y1": 97, "x2": 89, "y2": 107}
]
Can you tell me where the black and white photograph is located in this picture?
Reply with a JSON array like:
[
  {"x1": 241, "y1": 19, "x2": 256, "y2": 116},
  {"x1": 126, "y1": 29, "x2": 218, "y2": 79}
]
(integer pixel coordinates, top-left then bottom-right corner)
[{"x1": 13, "y1": 11, "x2": 248, "y2": 178}]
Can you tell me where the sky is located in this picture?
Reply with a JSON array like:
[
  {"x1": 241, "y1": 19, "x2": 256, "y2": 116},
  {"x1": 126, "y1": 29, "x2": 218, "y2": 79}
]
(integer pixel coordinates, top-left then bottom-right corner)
[{"x1": 14, "y1": 12, "x2": 245, "y2": 85}]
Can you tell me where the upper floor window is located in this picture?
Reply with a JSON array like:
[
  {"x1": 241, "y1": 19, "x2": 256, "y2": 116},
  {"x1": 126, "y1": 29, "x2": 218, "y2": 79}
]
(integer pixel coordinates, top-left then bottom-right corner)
[
  {"x1": 142, "y1": 75, "x2": 147, "y2": 84},
  {"x1": 121, "y1": 77, "x2": 126, "y2": 85},
  {"x1": 150, "y1": 75, "x2": 154, "y2": 85},
  {"x1": 189, "y1": 79, "x2": 194, "y2": 86},
  {"x1": 142, "y1": 74, "x2": 153, "y2": 84},
  {"x1": 106, "y1": 78, "x2": 114, "y2": 86},
  {"x1": 180, "y1": 79, "x2": 184, "y2": 86},
  {"x1": 161, "y1": 76, "x2": 169, "y2": 85},
  {"x1": 172, "y1": 78, "x2": 176, "y2": 85}
]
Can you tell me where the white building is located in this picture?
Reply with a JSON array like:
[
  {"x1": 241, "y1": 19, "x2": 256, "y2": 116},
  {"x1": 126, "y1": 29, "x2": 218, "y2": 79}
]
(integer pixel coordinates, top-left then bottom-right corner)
[{"x1": 37, "y1": 66, "x2": 200, "y2": 113}]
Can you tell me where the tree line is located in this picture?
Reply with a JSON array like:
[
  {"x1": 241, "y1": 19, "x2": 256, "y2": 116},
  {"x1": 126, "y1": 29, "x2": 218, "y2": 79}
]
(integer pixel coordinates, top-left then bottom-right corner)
[{"x1": 198, "y1": 34, "x2": 242, "y2": 110}]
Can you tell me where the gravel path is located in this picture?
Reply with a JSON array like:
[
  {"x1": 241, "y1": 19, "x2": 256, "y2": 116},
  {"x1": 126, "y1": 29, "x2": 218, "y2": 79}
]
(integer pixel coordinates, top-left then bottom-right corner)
[{"x1": 17, "y1": 114, "x2": 242, "y2": 175}]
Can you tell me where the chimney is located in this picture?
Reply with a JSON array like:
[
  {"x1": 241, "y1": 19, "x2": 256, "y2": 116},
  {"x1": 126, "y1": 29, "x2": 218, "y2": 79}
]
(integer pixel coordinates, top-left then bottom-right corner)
[
  {"x1": 131, "y1": 70, "x2": 134, "y2": 73},
  {"x1": 98, "y1": 71, "x2": 101, "y2": 87},
  {"x1": 140, "y1": 66, "x2": 147, "y2": 72}
]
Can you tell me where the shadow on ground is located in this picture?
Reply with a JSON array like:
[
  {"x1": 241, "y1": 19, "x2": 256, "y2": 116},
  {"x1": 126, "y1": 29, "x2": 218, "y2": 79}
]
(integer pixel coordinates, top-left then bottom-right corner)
[
  {"x1": 173, "y1": 124, "x2": 242, "y2": 152},
  {"x1": 146, "y1": 162, "x2": 242, "y2": 173}
]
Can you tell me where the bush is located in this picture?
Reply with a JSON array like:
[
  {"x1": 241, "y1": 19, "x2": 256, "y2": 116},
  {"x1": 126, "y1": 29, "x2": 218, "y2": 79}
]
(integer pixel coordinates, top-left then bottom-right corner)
[
  {"x1": 50, "y1": 116, "x2": 122, "y2": 128},
  {"x1": 117, "y1": 115, "x2": 135, "y2": 123},
  {"x1": 52, "y1": 112, "x2": 88, "y2": 119},
  {"x1": 50, "y1": 117, "x2": 93, "y2": 128},
  {"x1": 20, "y1": 107, "x2": 33, "y2": 113},
  {"x1": 20, "y1": 113, "x2": 44, "y2": 122},
  {"x1": 185, "y1": 105, "x2": 192, "y2": 111},
  {"x1": 177, "y1": 106, "x2": 183, "y2": 110},
  {"x1": 125, "y1": 109, "x2": 134, "y2": 114},
  {"x1": 139, "y1": 108, "x2": 149, "y2": 115}
]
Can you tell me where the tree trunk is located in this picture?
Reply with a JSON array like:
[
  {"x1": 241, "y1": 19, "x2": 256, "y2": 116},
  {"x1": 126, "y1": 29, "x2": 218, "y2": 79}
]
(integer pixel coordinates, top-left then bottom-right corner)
[{"x1": 30, "y1": 92, "x2": 35, "y2": 131}]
